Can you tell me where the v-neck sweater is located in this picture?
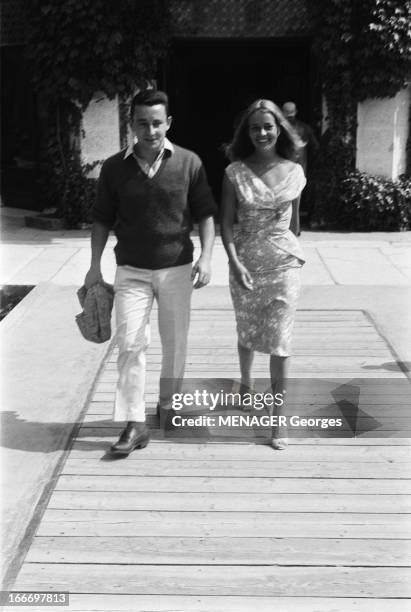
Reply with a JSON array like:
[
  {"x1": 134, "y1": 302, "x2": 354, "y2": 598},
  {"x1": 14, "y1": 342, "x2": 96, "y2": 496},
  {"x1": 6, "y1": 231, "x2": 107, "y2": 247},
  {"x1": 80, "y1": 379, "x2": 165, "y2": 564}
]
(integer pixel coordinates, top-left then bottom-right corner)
[{"x1": 93, "y1": 144, "x2": 217, "y2": 270}]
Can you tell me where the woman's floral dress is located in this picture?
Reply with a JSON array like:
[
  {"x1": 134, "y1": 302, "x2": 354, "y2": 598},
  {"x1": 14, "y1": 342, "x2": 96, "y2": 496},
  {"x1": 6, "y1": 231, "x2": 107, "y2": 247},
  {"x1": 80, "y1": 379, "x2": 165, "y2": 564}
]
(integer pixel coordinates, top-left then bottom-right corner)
[{"x1": 226, "y1": 160, "x2": 306, "y2": 356}]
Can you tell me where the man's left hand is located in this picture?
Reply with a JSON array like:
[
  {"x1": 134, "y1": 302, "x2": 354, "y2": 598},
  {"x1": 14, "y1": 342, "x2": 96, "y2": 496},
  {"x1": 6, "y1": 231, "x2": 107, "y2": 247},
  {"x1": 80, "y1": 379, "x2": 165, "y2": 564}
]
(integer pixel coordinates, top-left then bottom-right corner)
[{"x1": 191, "y1": 255, "x2": 211, "y2": 289}]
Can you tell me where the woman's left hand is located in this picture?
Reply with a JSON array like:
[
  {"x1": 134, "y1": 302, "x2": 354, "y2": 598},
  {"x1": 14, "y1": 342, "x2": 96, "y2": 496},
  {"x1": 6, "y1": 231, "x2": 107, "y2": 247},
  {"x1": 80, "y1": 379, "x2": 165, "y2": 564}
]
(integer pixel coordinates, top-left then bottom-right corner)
[{"x1": 232, "y1": 261, "x2": 254, "y2": 290}]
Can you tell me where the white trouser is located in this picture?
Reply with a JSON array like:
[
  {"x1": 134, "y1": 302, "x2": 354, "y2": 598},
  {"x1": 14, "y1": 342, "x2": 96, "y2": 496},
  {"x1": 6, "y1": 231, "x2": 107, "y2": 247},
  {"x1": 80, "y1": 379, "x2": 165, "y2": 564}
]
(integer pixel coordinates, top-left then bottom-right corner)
[{"x1": 113, "y1": 264, "x2": 192, "y2": 422}]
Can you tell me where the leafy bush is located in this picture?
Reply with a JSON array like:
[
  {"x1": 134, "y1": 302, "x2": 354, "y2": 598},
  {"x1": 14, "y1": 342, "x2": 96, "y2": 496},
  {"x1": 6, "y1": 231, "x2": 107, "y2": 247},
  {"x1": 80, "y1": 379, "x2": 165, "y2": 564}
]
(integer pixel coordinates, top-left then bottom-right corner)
[
  {"x1": 59, "y1": 157, "x2": 100, "y2": 228},
  {"x1": 314, "y1": 170, "x2": 411, "y2": 231}
]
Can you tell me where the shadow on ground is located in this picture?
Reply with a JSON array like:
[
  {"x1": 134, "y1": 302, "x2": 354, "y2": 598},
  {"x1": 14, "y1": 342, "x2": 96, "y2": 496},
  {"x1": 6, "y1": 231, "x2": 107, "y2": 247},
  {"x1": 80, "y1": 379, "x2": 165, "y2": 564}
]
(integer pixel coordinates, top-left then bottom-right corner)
[{"x1": 2, "y1": 394, "x2": 409, "y2": 456}]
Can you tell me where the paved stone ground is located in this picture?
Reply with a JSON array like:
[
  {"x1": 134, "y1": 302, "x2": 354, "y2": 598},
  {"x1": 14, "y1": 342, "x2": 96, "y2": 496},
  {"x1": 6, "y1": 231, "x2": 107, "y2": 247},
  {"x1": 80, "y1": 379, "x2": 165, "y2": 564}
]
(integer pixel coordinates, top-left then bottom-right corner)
[{"x1": 2, "y1": 207, "x2": 411, "y2": 289}]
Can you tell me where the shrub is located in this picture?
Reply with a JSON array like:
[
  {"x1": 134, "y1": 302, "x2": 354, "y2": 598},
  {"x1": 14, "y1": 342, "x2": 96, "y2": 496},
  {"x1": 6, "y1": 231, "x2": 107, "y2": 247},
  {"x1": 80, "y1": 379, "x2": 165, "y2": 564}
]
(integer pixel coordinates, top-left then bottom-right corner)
[{"x1": 314, "y1": 170, "x2": 411, "y2": 231}]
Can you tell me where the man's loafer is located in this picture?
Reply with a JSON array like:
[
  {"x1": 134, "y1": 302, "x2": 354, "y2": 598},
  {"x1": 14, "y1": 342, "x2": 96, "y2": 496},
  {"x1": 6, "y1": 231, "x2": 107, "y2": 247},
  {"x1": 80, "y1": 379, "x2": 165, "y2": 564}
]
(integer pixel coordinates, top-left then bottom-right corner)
[{"x1": 111, "y1": 421, "x2": 150, "y2": 455}]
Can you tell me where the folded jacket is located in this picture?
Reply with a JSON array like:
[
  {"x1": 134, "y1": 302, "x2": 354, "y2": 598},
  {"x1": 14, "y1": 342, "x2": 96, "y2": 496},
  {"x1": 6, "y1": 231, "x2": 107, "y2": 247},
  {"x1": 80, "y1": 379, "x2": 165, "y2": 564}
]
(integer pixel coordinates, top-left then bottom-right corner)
[{"x1": 76, "y1": 281, "x2": 114, "y2": 343}]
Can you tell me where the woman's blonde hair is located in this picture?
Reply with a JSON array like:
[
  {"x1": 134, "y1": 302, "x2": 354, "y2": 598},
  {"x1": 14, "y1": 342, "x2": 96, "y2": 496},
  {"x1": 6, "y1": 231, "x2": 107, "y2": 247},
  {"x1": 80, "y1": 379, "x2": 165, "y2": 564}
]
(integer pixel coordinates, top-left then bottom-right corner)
[{"x1": 225, "y1": 99, "x2": 303, "y2": 161}]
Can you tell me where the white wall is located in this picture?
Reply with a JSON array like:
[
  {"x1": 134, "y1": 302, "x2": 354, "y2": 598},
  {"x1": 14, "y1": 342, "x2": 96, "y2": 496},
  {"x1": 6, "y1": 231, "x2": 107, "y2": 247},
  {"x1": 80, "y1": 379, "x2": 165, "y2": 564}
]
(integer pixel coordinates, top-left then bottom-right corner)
[
  {"x1": 81, "y1": 92, "x2": 120, "y2": 177},
  {"x1": 356, "y1": 85, "x2": 410, "y2": 179}
]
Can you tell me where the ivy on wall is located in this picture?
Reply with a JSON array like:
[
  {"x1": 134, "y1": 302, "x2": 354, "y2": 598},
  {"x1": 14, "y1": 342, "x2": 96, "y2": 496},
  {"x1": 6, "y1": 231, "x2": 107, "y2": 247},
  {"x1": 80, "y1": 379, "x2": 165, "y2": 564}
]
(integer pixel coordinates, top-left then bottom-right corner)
[
  {"x1": 354, "y1": 0, "x2": 411, "y2": 101},
  {"x1": 27, "y1": 0, "x2": 170, "y2": 108},
  {"x1": 312, "y1": 0, "x2": 411, "y2": 230},
  {"x1": 26, "y1": 0, "x2": 170, "y2": 225}
]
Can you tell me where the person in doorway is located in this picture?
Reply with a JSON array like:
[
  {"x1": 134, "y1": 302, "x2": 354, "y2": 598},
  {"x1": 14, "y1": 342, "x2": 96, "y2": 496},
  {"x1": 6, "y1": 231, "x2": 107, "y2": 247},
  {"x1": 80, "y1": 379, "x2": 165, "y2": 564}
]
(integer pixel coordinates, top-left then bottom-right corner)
[
  {"x1": 84, "y1": 89, "x2": 217, "y2": 455},
  {"x1": 282, "y1": 101, "x2": 319, "y2": 234},
  {"x1": 221, "y1": 99, "x2": 305, "y2": 450}
]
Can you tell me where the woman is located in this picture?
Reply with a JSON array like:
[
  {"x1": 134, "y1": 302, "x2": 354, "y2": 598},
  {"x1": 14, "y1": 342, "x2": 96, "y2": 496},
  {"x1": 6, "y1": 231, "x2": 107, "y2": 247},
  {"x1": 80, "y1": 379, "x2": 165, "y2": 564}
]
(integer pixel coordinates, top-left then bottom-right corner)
[{"x1": 221, "y1": 99, "x2": 306, "y2": 450}]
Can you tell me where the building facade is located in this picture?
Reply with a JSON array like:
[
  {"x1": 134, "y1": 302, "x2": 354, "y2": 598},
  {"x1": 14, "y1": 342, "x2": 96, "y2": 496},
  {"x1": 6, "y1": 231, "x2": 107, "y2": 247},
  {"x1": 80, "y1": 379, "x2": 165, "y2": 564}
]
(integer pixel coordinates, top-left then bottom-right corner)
[{"x1": 1, "y1": 0, "x2": 409, "y2": 210}]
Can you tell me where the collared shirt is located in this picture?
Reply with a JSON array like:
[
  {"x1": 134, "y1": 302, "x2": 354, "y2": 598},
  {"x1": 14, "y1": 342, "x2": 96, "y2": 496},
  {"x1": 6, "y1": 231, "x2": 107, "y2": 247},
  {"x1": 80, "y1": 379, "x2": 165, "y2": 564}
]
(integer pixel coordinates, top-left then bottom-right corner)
[{"x1": 123, "y1": 137, "x2": 174, "y2": 178}]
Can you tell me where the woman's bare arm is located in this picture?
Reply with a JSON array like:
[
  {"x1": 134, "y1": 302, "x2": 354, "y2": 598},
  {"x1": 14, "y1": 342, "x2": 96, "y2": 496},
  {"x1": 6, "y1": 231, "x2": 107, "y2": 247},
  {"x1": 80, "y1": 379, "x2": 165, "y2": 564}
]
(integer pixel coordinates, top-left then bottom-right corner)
[{"x1": 221, "y1": 173, "x2": 253, "y2": 290}]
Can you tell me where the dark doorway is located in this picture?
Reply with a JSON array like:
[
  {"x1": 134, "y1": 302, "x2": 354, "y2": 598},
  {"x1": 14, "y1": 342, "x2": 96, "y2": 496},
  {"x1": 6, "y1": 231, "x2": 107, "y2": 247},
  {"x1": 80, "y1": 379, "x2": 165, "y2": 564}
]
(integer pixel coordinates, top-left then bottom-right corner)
[
  {"x1": 164, "y1": 38, "x2": 314, "y2": 203},
  {"x1": 1, "y1": 45, "x2": 41, "y2": 210}
]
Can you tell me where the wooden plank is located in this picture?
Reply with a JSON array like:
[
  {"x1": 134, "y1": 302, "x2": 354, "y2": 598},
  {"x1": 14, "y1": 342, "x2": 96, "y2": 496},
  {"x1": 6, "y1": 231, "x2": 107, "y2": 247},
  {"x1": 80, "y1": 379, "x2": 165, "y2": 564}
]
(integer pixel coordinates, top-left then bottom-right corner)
[
  {"x1": 66, "y1": 442, "x2": 411, "y2": 461},
  {"x1": 140, "y1": 370, "x2": 406, "y2": 378},
  {"x1": 55, "y1": 474, "x2": 411, "y2": 494},
  {"x1": 130, "y1": 367, "x2": 397, "y2": 377},
  {"x1": 189, "y1": 319, "x2": 373, "y2": 325},
  {"x1": 5, "y1": 594, "x2": 407, "y2": 612},
  {"x1": 47, "y1": 490, "x2": 411, "y2": 513},
  {"x1": 79, "y1": 419, "x2": 411, "y2": 435},
  {"x1": 38, "y1": 509, "x2": 411, "y2": 539},
  {"x1": 140, "y1": 369, "x2": 405, "y2": 377},
  {"x1": 26, "y1": 536, "x2": 411, "y2": 566},
  {"x1": 83, "y1": 406, "x2": 411, "y2": 420},
  {"x1": 192, "y1": 318, "x2": 372, "y2": 324},
  {"x1": 124, "y1": 339, "x2": 390, "y2": 347},
  {"x1": 73, "y1": 435, "x2": 411, "y2": 448},
  {"x1": 186, "y1": 333, "x2": 381, "y2": 340},
  {"x1": 95, "y1": 356, "x2": 404, "y2": 368},
  {"x1": 166, "y1": 330, "x2": 383, "y2": 337},
  {"x1": 189, "y1": 308, "x2": 365, "y2": 313},
  {"x1": 183, "y1": 312, "x2": 369, "y2": 320},
  {"x1": 185, "y1": 328, "x2": 380, "y2": 336},
  {"x1": 61, "y1": 458, "x2": 411, "y2": 478},
  {"x1": 94, "y1": 386, "x2": 394, "y2": 401},
  {"x1": 81, "y1": 404, "x2": 411, "y2": 422},
  {"x1": 182, "y1": 338, "x2": 388, "y2": 345},
  {"x1": 3, "y1": 594, "x2": 404, "y2": 612},
  {"x1": 87, "y1": 388, "x2": 411, "y2": 401},
  {"x1": 75, "y1": 434, "x2": 411, "y2": 447},
  {"x1": 143, "y1": 347, "x2": 391, "y2": 355},
  {"x1": 77, "y1": 417, "x2": 411, "y2": 431},
  {"x1": 82, "y1": 403, "x2": 411, "y2": 422},
  {"x1": 184, "y1": 322, "x2": 378, "y2": 330},
  {"x1": 12, "y1": 564, "x2": 411, "y2": 597},
  {"x1": 105, "y1": 347, "x2": 391, "y2": 360},
  {"x1": 68, "y1": 426, "x2": 411, "y2": 443},
  {"x1": 189, "y1": 310, "x2": 368, "y2": 317},
  {"x1": 187, "y1": 343, "x2": 389, "y2": 349}
]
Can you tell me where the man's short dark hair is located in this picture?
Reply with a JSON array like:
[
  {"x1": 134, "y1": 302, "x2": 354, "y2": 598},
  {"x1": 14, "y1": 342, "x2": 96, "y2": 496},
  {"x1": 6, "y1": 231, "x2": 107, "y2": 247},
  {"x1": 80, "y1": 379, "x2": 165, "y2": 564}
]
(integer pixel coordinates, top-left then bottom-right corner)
[{"x1": 130, "y1": 90, "x2": 169, "y2": 120}]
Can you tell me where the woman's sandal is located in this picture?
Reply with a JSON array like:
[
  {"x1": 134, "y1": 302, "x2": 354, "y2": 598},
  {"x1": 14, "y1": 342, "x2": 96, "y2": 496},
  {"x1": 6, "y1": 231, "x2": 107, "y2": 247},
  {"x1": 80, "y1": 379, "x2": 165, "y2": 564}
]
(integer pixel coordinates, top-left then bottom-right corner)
[{"x1": 271, "y1": 437, "x2": 288, "y2": 450}]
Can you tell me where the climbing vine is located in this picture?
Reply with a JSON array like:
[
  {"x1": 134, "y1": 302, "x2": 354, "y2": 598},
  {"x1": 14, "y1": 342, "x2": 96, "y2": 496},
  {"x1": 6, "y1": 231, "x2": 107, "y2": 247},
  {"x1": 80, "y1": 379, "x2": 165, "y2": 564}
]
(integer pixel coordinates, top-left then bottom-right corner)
[
  {"x1": 312, "y1": 0, "x2": 411, "y2": 229},
  {"x1": 26, "y1": 0, "x2": 170, "y2": 225}
]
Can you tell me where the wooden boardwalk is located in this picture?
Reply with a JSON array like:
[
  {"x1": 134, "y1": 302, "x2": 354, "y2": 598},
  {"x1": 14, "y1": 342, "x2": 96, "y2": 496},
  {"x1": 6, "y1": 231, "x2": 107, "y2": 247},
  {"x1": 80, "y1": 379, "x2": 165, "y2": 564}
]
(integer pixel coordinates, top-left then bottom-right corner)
[{"x1": 8, "y1": 309, "x2": 411, "y2": 611}]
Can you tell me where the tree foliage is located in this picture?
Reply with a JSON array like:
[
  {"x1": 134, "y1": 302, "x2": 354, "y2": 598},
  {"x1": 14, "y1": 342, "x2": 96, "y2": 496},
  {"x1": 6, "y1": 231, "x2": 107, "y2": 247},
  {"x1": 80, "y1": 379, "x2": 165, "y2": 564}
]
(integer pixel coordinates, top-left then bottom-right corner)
[
  {"x1": 354, "y1": 0, "x2": 411, "y2": 101},
  {"x1": 25, "y1": 0, "x2": 170, "y2": 225},
  {"x1": 312, "y1": 0, "x2": 411, "y2": 229},
  {"x1": 314, "y1": 0, "x2": 411, "y2": 108},
  {"x1": 26, "y1": 0, "x2": 170, "y2": 108}
]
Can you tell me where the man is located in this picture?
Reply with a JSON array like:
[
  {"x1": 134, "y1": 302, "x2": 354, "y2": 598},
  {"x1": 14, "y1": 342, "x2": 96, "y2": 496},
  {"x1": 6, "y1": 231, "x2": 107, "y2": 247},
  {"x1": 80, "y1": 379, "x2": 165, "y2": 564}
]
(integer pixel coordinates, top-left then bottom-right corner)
[
  {"x1": 84, "y1": 89, "x2": 217, "y2": 455},
  {"x1": 282, "y1": 101, "x2": 319, "y2": 233}
]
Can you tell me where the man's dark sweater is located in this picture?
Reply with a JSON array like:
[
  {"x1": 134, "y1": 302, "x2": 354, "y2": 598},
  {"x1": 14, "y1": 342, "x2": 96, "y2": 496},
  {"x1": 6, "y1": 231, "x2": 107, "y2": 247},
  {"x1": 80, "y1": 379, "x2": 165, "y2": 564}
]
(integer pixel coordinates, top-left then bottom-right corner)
[{"x1": 93, "y1": 144, "x2": 217, "y2": 270}]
